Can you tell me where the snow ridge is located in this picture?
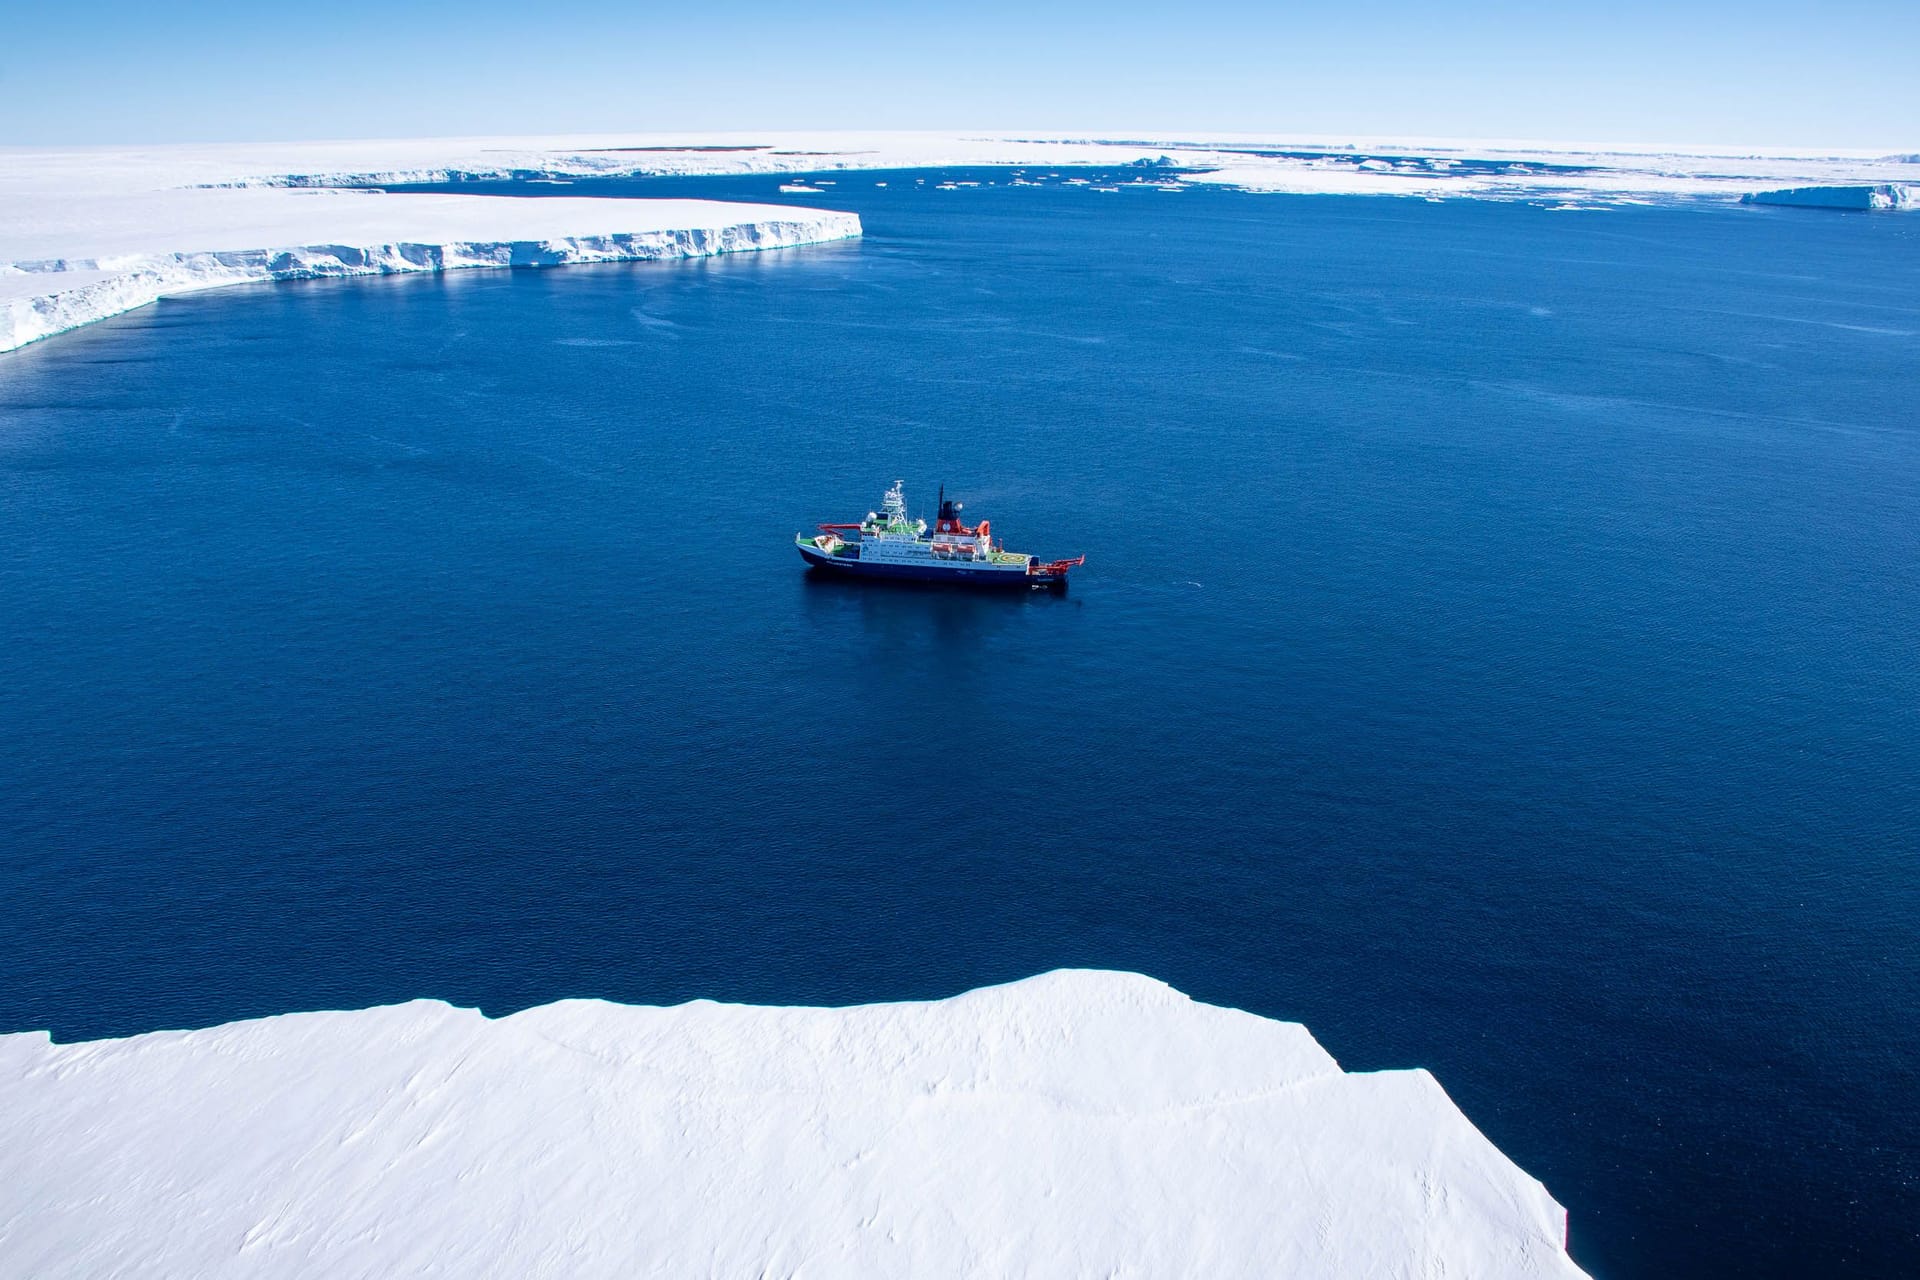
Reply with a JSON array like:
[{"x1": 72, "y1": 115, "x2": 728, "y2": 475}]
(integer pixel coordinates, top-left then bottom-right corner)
[
  {"x1": 0, "y1": 212, "x2": 859, "y2": 353},
  {"x1": 0, "y1": 969, "x2": 1586, "y2": 1279}
]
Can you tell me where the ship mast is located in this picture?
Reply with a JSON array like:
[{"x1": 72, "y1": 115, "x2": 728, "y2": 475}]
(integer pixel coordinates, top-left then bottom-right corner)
[{"x1": 881, "y1": 480, "x2": 908, "y2": 528}]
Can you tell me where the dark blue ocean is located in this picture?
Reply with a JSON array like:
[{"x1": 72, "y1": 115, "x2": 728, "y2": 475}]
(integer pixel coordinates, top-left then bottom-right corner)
[{"x1": 2, "y1": 171, "x2": 1916, "y2": 1278}]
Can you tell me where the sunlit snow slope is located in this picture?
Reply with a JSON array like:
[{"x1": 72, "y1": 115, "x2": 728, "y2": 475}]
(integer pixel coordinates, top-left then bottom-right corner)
[{"x1": 0, "y1": 971, "x2": 1585, "y2": 1279}]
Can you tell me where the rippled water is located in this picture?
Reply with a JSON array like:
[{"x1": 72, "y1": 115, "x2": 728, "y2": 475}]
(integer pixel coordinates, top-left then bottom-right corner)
[{"x1": 2, "y1": 172, "x2": 1916, "y2": 1277}]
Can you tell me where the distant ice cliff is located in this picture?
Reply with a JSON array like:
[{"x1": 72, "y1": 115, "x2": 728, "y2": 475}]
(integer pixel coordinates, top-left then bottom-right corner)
[
  {"x1": 0, "y1": 970, "x2": 1586, "y2": 1279},
  {"x1": 1741, "y1": 182, "x2": 1919, "y2": 210}
]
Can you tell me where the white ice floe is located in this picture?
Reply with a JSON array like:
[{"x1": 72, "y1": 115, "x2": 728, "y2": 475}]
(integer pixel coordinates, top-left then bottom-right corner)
[
  {"x1": 1180, "y1": 161, "x2": 1477, "y2": 198},
  {"x1": 0, "y1": 970, "x2": 1586, "y2": 1279}
]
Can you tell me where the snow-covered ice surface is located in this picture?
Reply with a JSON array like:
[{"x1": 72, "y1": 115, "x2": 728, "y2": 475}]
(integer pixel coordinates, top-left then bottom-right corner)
[
  {"x1": 7, "y1": 130, "x2": 1914, "y2": 351},
  {"x1": 0, "y1": 970, "x2": 1584, "y2": 1279}
]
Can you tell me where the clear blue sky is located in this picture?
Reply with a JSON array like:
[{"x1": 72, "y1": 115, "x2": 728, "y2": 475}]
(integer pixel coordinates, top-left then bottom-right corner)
[{"x1": 8, "y1": 0, "x2": 1916, "y2": 148}]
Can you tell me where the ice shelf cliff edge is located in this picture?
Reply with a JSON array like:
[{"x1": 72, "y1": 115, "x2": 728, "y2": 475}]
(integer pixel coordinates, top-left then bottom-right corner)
[{"x1": 0, "y1": 194, "x2": 860, "y2": 353}]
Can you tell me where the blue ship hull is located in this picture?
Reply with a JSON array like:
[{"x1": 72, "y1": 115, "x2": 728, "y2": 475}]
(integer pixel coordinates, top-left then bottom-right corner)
[{"x1": 796, "y1": 541, "x2": 1066, "y2": 591}]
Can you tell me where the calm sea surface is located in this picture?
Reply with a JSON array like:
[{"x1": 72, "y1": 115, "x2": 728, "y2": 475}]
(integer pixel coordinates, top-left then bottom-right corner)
[{"x1": 2, "y1": 171, "x2": 1915, "y2": 1277}]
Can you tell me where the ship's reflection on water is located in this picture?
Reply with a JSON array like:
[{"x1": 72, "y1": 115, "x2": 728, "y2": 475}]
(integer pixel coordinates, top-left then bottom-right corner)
[{"x1": 798, "y1": 568, "x2": 1075, "y2": 691}]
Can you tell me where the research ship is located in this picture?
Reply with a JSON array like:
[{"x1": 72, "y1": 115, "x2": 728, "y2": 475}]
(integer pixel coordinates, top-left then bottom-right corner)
[{"x1": 796, "y1": 481, "x2": 1084, "y2": 591}]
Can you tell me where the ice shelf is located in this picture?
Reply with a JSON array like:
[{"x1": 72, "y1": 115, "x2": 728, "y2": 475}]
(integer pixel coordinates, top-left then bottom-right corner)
[
  {"x1": 0, "y1": 970, "x2": 1587, "y2": 1279},
  {"x1": 7, "y1": 130, "x2": 1914, "y2": 350},
  {"x1": 0, "y1": 185, "x2": 859, "y2": 352}
]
